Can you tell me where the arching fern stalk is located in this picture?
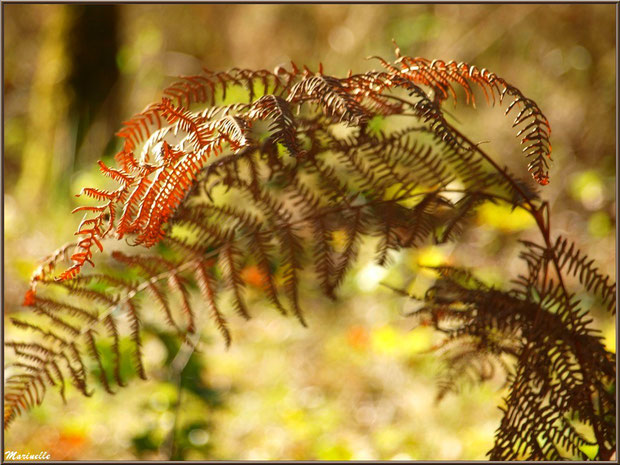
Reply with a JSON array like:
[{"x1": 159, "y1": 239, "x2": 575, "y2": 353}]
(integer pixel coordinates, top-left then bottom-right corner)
[{"x1": 6, "y1": 48, "x2": 615, "y2": 460}]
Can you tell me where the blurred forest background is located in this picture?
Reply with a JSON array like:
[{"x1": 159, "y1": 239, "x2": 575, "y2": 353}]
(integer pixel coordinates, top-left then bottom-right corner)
[{"x1": 3, "y1": 3, "x2": 616, "y2": 460}]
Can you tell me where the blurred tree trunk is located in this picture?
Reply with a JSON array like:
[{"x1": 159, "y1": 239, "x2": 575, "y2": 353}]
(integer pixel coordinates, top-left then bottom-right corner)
[
  {"x1": 67, "y1": 5, "x2": 120, "y2": 161},
  {"x1": 15, "y1": 5, "x2": 72, "y2": 207},
  {"x1": 15, "y1": 5, "x2": 120, "y2": 206}
]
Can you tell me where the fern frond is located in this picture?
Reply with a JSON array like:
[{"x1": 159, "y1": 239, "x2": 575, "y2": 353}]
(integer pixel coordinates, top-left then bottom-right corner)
[
  {"x1": 11, "y1": 49, "x2": 614, "y2": 461},
  {"x1": 248, "y1": 95, "x2": 305, "y2": 156},
  {"x1": 85, "y1": 330, "x2": 114, "y2": 394},
  {"x1": 288, "y1": 74, "x2": 368, "y2": 126},
  {"x1": 384, "y1": 56, "x2": 552, "y2": 184},
  {"x1": 553, "y1": 236, "x2": 616, "y2": 313},
  {"x1": 245, "y1": 230, "x2": 287, "y2": 316},
  {"x1": 401, "y1": 265, "x2": 615, "y2": 460},
  {"x1": 330, "y1": 208, "x2": 367, "y2": 293},
  {"x1": 220, "y1": 238, "x2": 251, "y2": 321},
  {"x1": 310, "y1": 213, "x2": 337, "y2": 299},
  {"x1": 195, "y1": 260, "x2": 231, "y2": 347},
  {"x1": 125, "y1": 299, "x2": 147, "y2": 380},
  {"x1": 102, "y1": 315, "x2": 125, "y2": 388}
]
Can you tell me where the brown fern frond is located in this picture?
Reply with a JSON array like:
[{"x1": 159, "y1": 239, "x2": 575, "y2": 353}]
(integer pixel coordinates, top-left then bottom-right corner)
[
  {"x1": 167, "y1": 270, "x2": 196, "y2": 334},
  {"x1": 12, "y1": 49, "x2": 614, "y2": 461},
  {"x1": 437, "y1": 193, "x2": 488, "y2": 244},
  {"x1": 102, "y1": 315, "x2": 126, "y2": 388},
  {"x1": 30, "y1": 304, "x2": 81, "y2": 337},
  {"x1": 33, "y1": 296, "x2": 99, "y2": 323},
  {"x1": 276, "y1": 222, "x2": 306, "y2": 327},
  {"x1": 384, "y1": 56, "x2": 552, "y2": 184},
  {"x1": 220, "y1": 238, "x2": 251, "y2": 320},
  {"x1": 84, "y1": 330, "x2": 114, "y2": 394},
  {"x1": 515, "y1": 237, "x2": 616, "y2": 318},
  {"x1": 310, "y1": 213, "x2": 337, "y2": 299},
  {"x1": 248, "y1": 95, "x2": 305, "y2": 156},
  {"x1": 67, "y1": 342, "x2": 91, "y2": 395},
  {"x1": 125, "y1": 299, "x2": 147, "y2": 380},
  {"x1": 195, "y1": 260, "x2": 231, "y2": 347},
  {"x1": 288, "y1": 74, "x2": 369, "y2": 126},
  {"x1": 10, "y1": 318, "x2": 69, "y2": 346},
  {"x1": 245, "y1": 229, "x2": 287, "y2": 316},
  {"x1": 552, "y1": 236, "x2": 616, "y2": 313},
  {"x1": 329, "y1": 208, "x2": 367, "y2": 294},
  {"x1": 399, "y1": 265, "x2": 615, "y2": 460}
]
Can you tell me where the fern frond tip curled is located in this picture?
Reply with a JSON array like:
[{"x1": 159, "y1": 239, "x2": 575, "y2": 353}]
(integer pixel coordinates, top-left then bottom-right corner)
[
  {"x1": 385, "y1": 56, "x2": 553, "y2": 185},
  {"x1": 11, "y1": 51, "x2": 567, "y2": 444},
  {"x1": 26, "y1": 51, "x2": 553, "y2": 290}
]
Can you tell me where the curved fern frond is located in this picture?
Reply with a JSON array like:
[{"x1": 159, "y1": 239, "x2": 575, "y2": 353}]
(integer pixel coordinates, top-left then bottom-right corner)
[
  {"x1": 9, "y1": 49, "x2": 614, "y2": 461},
  {"x1": 379, "y1": 55, "x2": 552, "y2": 185},
  {"x1": 400, "y1": 265, "x2": 615, "y2": 460}
]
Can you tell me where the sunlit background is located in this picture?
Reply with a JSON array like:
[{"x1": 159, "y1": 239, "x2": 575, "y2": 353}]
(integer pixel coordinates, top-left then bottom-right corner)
[{"x1": 3, "y1": 3, "x2": 616, "y2": 460}]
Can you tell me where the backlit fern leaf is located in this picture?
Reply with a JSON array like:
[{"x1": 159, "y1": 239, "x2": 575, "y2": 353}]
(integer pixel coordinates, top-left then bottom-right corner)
[
  {"x1": 552, "y1": 236, "x2": 617, "y2": 314},
  {"x1": 399, "y1": 265, "x2": 614, "y2": 460},
  {"x1": 6, "y1": 48, "x2": 615, "y2": 461}
]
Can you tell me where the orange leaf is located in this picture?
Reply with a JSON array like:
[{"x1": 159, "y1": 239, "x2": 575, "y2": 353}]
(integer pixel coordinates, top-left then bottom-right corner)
[{"x1": 23, "y1": 289, "x2": 36, "y2": 307}]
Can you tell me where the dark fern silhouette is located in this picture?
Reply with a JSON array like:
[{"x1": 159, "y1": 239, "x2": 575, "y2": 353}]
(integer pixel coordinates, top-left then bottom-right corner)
[{"x1": 5, "y1": 47, "x2": 615, "y2": 460}]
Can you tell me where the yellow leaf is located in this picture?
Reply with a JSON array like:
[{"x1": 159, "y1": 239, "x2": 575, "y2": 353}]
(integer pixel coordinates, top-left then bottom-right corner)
[{"x1": 477, "y1": 202, "x2": 535, "y2": 232}]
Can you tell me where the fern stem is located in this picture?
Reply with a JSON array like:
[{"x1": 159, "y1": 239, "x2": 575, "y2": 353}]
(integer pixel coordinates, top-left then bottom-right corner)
[{"x1": 446, "y1": 121, "x2": 609, "y2": 460}]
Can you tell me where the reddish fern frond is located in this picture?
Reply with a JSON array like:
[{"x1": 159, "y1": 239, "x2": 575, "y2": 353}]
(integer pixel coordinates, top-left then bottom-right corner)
[
  {"x1": 28, "y1": 52, "x2": 553, "y2": 289},
  {"x1": 58, "y1": 222, "x2": 102, "y2": 281},
  {"x1": 12, "y1": 50, "x2": 614, "y2": 461},
  {"x1": 159, "y1": 98, "x2": 212, "y2": 148},
  {"x1": 114, "y1": 147, "x2": 140, "y2": 172},
  {"x1": 130, "y1": 163, "x2": 193, "y2": 246},
  {"x1": 163, "y1": 74, "x2": 214, "y2": 108},
  {"x1": 163, "y1": 66, "x2": 299, "y2": 111},
  {"x1": 167, "y1": 70, "x2": 242, "y2": 107},
  {"x1": 384, "y1": 56, "x2": 552, "y2": 184},
  {"x1": 97, "y1": 160, "x2": 134, "y2": 185},
  {"x1": 116, "y1": 102, "x2": 163, "y2": 153},
  {"x1": 26, "y1": 242, "x2": 75, "y2": 297},
  {"x1": 116, "y1": 165, "x2": 159, "y2": 238}
]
